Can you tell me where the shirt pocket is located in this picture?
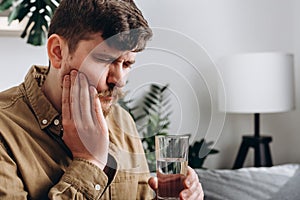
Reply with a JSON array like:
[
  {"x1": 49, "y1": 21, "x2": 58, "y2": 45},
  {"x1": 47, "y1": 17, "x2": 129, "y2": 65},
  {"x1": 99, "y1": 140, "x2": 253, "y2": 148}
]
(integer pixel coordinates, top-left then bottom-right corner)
[{"x1": 110, "y1": 170, "x2": 139, "y2": 200}]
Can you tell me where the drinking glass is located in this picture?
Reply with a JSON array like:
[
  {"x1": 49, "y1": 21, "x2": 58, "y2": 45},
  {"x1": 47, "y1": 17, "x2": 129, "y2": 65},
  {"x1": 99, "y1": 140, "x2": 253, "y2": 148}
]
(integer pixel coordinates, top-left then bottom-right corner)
[{"x1": 155, "y1": 135, "x2": 189, "y2": 200}]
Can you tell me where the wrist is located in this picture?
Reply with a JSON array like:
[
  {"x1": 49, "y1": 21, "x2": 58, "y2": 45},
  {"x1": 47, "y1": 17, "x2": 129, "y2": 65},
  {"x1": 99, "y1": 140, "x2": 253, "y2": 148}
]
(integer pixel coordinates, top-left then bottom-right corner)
[
  {"x1": 88, "y1": 159, "x2": 106, "y2": 170},
  {"x1": 73, "y1": 155, "x2": 107, "y2": 170}
]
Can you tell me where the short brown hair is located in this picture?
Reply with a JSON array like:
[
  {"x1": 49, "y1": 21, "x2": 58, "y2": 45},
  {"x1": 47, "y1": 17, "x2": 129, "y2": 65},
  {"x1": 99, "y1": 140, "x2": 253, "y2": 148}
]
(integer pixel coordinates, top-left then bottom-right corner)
[{"x1": 48, "y1": 0, "x2": 152, "y2": 53}]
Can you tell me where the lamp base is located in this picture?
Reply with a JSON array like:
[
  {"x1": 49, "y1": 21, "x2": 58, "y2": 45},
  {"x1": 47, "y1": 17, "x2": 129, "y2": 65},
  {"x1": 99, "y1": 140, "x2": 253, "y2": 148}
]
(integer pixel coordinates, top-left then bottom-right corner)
[{"x1": 233, "y1": 135, "x2": 273, "y2": 169}]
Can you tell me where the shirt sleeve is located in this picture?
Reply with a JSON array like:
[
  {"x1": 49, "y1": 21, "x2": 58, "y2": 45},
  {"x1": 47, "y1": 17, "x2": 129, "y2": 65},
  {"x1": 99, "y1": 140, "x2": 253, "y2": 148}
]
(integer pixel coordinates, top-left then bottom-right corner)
[
  {"x1": 48, "y1": 158, "x2": 116, "y2": 200},
  {"x1": 1, "y1": 132, "x2": 116, "y2": 200},
  {"x1": 0, "y1": 142, "x2": 28, "y2": 199},
  {"x1": 137, "y1": 172, "x2": 154, "y2": 200}
]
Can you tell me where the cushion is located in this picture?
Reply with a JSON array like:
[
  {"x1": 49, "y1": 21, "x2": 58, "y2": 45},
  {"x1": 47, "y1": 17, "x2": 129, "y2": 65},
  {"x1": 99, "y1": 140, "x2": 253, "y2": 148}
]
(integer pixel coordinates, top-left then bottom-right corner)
[
  {"x1": 195, "y1": 164, "x2": 299, "y2": 200},
  {"x1": 269, "y1": 166, "x2": 300, "y2": 200}
]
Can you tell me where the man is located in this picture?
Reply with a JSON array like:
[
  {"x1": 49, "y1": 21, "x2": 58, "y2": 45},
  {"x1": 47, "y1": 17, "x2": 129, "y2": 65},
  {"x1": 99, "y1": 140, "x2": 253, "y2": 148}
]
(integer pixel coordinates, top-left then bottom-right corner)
[{"x1": 0, "y1": 0, "x2": 203, "y2": 199}]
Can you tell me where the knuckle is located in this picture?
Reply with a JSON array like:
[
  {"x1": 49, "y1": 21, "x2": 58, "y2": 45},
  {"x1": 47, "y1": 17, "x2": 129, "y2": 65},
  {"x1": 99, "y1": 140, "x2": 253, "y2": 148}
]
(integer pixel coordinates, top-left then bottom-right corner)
[
  {"x1": 84, "y1": 125, "x2": 89, "y2": 131},
  {"x1": 62, "y1": 97, "x2": 69, "y2": 104}
]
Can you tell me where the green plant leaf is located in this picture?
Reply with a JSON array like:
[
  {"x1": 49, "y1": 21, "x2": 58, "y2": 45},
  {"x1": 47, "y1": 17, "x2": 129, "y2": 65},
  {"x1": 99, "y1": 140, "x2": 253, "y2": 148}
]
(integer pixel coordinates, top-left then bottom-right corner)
[
  {"x1": 209, "y1": 149, "x2": 219, "y2": 154},
  {"x1": 134, "y1": 114, "x2": 147, "y2": 122},
  {"x1": 162, "y1": 98, "x2": 171, "y2": 106},
  {"x1": 27, "y1": 24, "x2": 47, "y2": 46},
  {"x1": 21, "y1": 14, "x2": 34, "y2": 38},
  {"x1": 160, "y1": 84, "x2": 169, "y2": 93},
  {"x1": 43, "y1": 0, "x2": 59, "y2": 12},
  {"x1": 0, "y1": 0, "x2": 13, "y2": 12},
  {"x1": 188, "y1": 138, "x2": 219, "y2": 168},
  {"x1": 117, "y1": 83, "x2": 172, "y2": 171},
  {"x1": 148, "y1": 92, "x2": 159, "y2": 101},
  {"x1": 15, "y1": 2, "x2": 30, "y2": 22},
  {"x1": 145, "y1": 96, "x2": 157, "y2": 106},
  {"x1": 151, "y1": 84, "x2": 160, "y2": 91},
  {"x1": 7, "y1": 0, "x2": 29, "y2": 24},
  {"x1": 2, "y1": 0, "x2": 59, "y2": 46}
]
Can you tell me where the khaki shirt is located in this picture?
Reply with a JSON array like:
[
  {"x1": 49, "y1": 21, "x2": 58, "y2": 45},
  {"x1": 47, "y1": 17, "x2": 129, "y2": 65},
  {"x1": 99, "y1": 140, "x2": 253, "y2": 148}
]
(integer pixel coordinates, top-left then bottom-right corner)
[{"x1": 0, "y1": 66, "x2": 153, "y2": 199}]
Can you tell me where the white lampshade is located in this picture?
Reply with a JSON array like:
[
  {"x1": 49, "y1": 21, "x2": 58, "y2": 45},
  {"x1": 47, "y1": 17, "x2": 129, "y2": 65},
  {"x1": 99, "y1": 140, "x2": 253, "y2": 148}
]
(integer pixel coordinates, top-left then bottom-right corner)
[{"x1": 218, "y1": 52, "x2": 295, "y2": 113}]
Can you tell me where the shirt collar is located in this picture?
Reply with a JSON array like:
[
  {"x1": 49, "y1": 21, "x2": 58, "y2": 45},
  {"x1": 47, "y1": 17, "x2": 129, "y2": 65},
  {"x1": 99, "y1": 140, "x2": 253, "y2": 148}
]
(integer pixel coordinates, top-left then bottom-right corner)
[{"x1": 23, "y1": 65, "x2": 62, "y2": 135}]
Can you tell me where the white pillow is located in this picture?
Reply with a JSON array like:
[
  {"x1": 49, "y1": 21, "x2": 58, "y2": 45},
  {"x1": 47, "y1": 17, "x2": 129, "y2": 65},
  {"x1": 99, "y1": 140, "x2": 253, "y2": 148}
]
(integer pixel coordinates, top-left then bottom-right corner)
[
  {"x1": 195, "y1": 164, "x2": 299, "y2": 200},
  {"x1": 270, "y1": 166, "x2": 300, "y2": 200}
]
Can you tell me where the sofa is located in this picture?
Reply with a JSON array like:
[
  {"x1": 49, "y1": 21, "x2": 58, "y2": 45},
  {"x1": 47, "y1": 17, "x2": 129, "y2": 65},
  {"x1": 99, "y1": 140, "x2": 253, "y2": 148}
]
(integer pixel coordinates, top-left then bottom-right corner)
[{"x1": 195, "y1": 164, "x2": 300, "y2": 200}]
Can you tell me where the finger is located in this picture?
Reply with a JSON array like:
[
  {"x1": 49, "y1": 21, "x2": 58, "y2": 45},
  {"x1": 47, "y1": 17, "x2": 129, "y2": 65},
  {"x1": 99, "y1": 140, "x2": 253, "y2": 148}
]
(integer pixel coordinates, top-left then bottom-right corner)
[
  {"x1": 180, "y1": 176, "x2": 203, "y2": 199},
  {"x1": 70, "y1": 70, "x2": 82, "y2": 124},
  {"x1": 198, "y1": 182, "x2": 204, "y2": 200},
  {"x1": 89, "y1": 86, "x2": 107, "y2": 134},
  {"x1": 62, "y1": 75, "x2": 71, "y2": 120},
  {"x1": 78, "y1": 73, "x2": 93, "y2": 125},
  {"x1": 148, "y1": 177, "x2": 158, "y2": 190},
  {"x1": 186, "y1": 182, "x2": 204, "y2": 200},
  {"x1": 180, "y1": 182, "x2": 203, "y2": 200},
  {"x1": 181, "y1": 167, "x2": 203, "y2": 200},
  {"x1": 184, "y1": 166, "x2": 198, "y2": 188}
]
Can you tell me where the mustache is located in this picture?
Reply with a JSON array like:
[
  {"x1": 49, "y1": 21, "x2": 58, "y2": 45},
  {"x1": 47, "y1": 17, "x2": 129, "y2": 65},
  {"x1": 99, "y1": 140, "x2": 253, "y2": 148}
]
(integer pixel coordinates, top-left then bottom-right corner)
[{"x1": 97, "y1": 87, "x2": 124, "y2": 99}]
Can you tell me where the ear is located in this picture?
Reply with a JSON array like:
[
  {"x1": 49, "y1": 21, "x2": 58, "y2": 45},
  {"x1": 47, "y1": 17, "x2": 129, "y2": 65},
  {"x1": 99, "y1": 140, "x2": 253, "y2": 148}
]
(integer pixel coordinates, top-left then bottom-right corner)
[{"x1": 47, "y1": 34, "x2": 66, "y2": 69}]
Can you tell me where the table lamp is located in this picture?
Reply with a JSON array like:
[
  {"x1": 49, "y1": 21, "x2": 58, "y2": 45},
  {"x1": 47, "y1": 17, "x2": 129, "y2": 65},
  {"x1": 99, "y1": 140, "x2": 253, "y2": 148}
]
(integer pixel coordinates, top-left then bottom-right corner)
[{"x1": 218, "y1": 52, "x2": 295, "y2": 169}]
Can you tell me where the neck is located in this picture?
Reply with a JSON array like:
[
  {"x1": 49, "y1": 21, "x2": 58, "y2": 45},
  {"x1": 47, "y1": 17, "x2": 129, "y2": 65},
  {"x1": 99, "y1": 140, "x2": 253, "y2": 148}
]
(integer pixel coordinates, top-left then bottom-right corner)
[{"x1": 41, "y1": 68, "x2": 62, "y2": 113}]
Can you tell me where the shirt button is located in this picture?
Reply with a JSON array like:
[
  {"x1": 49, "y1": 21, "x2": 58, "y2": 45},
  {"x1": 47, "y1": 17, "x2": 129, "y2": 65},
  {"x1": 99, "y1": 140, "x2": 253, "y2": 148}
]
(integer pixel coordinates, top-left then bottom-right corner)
[
  {"x1": 42, "y1": 119, "x2": 48, "y2": 125},
  {"x1": 54, "y1": 119, "x2": 60, "y2": 126},
  {"x1": 94, "y1": 184, "x2": 101, "y2": 191}
]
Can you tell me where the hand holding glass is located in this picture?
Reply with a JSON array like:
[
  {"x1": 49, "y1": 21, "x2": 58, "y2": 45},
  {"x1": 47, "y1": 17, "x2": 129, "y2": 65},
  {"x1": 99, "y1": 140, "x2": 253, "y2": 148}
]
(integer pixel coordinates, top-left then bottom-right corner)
[{"x1": 155, "y1": 135, "x2": 189, "y2": 199}]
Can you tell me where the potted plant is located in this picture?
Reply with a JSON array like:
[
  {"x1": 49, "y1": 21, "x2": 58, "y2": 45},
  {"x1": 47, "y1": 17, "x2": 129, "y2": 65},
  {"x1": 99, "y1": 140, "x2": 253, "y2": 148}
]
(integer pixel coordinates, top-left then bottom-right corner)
[
  {"x1": 119, "y1": 83, "x2": 220, "y2": 171},
  {"x1": 119, "y1": 83, "x2": 172, "y2": 172},
  {"x1": 0, "y1": 0, "x2": 59, "y2": 45}
]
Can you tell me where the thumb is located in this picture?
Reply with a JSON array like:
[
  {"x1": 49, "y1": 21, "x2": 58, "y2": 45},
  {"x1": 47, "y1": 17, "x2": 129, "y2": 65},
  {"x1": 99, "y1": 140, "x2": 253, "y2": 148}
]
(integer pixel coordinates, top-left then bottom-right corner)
[{"x1": 148, "y1": 176, "x2": 158, "y2": 190}]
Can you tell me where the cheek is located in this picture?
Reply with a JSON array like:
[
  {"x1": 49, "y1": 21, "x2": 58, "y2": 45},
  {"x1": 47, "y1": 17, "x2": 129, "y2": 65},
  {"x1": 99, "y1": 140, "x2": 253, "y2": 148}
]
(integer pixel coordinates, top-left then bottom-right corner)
[
  {"x1": 79, "y1": 61, "x2": 109, "y2": 87},
  {"x1": 93, "y1": 68, "x2": 109, "y2": 90},
  {"x1": 122, "y1": 68, "x2": 131, "y2": 82},
  {"x1": 58, "y1": 57, "x2": 79, "y2": 85}
]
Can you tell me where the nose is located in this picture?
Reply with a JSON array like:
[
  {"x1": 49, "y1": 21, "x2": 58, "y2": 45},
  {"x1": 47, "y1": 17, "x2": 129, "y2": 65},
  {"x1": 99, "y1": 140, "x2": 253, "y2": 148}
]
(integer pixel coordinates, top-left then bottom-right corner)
[{"x1": 107, "y1": 62, "x2": 126, "y2": 88}]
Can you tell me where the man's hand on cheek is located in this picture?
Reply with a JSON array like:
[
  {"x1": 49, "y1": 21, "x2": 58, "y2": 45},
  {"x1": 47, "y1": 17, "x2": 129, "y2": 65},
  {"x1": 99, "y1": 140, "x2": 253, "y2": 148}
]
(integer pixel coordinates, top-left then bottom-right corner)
[{"x1": 61, "y1": 70, "x2": 109, "y2": 170}]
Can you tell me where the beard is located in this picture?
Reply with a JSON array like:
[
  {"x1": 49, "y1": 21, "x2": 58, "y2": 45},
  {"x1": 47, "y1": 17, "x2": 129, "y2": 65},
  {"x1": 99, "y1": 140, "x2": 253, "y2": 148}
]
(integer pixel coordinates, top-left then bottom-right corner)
[{"x1": 98, "y1": 87, "x2": 124, "y2": 117}]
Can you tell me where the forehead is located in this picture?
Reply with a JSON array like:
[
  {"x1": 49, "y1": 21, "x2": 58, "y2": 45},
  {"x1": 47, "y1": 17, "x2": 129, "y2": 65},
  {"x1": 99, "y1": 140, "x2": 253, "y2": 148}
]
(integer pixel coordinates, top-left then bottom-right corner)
[
  {"x1": 84, "y1": 33, "x2": 137, "y2": 61},
  {"x1": 117, "y1": 51, "x2": 137, "y2": 61}
]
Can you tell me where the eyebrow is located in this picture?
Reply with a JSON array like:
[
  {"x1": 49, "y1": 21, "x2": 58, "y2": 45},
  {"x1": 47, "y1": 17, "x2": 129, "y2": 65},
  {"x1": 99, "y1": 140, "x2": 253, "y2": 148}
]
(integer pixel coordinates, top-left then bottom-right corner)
[
  {"x1": 125, "y1": 60, "x2": 136, "y2": 65},
  {"x1": 93, "y1": 53, "x2": 117, "y2": 61},
  {"x1": 92, "y1": 52, "x2": 136, "y2": 64}
]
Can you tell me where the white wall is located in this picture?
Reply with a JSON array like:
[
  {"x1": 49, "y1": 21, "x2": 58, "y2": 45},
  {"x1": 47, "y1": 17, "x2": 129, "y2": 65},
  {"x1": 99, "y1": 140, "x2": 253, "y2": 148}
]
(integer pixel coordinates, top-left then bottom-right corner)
[
  {"x1": 0, "y1": 37, "x2": 47, "y2": 91},
  {"x1": 0, "y1": 0, "x2": 299, "y2": 169},
  {"x1": 135, "y1": 0, "x2": 299, "y2": 169}
]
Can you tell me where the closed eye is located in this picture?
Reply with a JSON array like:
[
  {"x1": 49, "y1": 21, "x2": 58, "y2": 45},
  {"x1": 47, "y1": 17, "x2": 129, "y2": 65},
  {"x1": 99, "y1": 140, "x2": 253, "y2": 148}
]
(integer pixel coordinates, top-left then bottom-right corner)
[
  {"x1": 92, "y1": 53, "x2": 116, "y2": 64},
  {"x1": 93, "y1": 57, "x2": 114, "y2": 63},
  {"x1": 123, "y1": 61, "x2": 133, "y2": 68},
  {"x1": 124, "y1": 60, "x2": 135, "y2": 68}
]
